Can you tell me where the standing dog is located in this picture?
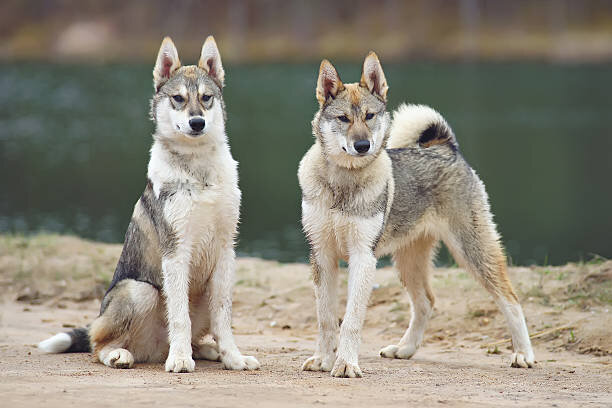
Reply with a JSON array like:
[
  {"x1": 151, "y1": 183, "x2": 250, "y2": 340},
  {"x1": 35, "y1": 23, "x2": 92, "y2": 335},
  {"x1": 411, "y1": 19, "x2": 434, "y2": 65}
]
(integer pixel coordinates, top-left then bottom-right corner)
[
  {"x1": 298, "y1": 52, "x2": 535, "y2": 378},
  {"x1": 38, "y1": 36, "x2": 260, "y2": 373}
]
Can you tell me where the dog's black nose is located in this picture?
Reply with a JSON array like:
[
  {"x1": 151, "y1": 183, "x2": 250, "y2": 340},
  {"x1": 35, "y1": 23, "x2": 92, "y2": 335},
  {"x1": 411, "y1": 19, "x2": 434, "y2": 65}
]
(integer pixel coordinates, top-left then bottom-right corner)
[
  {"x1": 354, "y1": 140, "x2": 370, "y2": 154},
  {"x1": 189, "y1": 117, "x2": 205, "y2": 132}
]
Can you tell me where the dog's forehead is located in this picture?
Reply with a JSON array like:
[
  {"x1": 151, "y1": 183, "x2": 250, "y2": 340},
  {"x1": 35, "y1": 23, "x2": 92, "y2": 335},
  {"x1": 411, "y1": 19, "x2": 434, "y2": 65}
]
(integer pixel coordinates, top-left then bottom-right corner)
[
  {"x1": 164, "y1": 66, "x2": 221, "y2": 95},
  {"x1": 343, "y1": 83, "x2": 366, "y2": 106},
  {"x1": 325, "y1": 83, "x2": 384, "y2": 114}
]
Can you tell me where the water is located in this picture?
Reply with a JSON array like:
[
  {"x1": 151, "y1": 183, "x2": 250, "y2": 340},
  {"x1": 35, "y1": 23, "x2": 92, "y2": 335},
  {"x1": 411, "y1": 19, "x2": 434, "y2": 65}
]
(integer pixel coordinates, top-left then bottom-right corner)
[{"x1": 1, "y1": 61, "x2": 611, "y2": 265}]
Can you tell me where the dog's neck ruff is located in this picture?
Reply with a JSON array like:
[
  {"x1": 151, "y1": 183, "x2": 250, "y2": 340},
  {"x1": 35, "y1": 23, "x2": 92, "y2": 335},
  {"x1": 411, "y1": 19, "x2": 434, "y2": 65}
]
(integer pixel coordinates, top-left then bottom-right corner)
[
  {"x1": 147, "y1": 127, "x2": 233, "y2": 199},
  {"x1": 311, "y1": 143, "x2": 389, "y2": 198}
]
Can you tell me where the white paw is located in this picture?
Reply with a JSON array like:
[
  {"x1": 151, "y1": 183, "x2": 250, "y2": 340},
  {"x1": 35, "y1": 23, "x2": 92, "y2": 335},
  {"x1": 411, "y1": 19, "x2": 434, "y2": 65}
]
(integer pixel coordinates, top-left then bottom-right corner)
[
  {"x1": 331, "y1": 357, "x2": 362, "y2": 378},
  {"x1": 106, "y1": 348, "x2": 134, "y2": 369},
  {"x1": 222, "y1": 353, "x2": 260, "y2": 371},
  {"x1": 165, "y1": 352, "x2": 196, "y2": 373},
  {"x1": 302, "y1": 355, "x2": 334, "y2": 372},
  {"x1": 194, "y1": 344, "x2": 221, "y2": 361},
  {"x1": 511, "y1": 352, "x2": 535, "y2": 368},
  {"x1": 379, "y1": 343, "x2": 417, "y2": 359}
]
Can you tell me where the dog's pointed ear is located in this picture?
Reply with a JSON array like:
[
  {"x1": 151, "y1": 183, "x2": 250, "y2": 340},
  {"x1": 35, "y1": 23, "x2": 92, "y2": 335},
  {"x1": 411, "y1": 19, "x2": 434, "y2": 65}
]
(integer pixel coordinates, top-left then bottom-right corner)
[
  {"x1": 198, "y1": 36, "x2": 225, "y2": 87},
  {"x1": 360, "y1": 51, "x2": 388, "y2": 102},
  {"x1": 153, "y1": 37, "x2": 181, "y2": 92},
  {"x1": 316, "y1": 59, "x2": 344, "y2": 106}
]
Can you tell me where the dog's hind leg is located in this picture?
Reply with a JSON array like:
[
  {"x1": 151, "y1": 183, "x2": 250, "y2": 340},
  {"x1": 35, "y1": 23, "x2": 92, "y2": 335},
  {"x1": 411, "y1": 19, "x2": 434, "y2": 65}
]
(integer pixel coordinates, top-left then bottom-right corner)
[
  {"x1": 190, "y1": 296, "x2": 220, "y2": 362},
  {"x1": 90, "y1": 279, "x2": 167, "y2": 369},
  {"x1": 193, "y1": 339, "x2": 220, "y2": 361},
  {"x1": 443, "y1": 209, "x2": 535, "y2": 368},
  {"x1": 99, "y1": 346, "x2": 135, "y2": 369},
  {"x1": 380, "y1": 235, "x2": 436, "y2": 360}
]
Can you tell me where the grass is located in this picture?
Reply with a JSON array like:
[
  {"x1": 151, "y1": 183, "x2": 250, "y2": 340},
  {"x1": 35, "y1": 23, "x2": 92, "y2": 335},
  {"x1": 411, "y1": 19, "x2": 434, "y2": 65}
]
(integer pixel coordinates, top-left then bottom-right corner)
[
  {"x1": 391, "y1": 315, "x2": 406, "y2": 324},
  {"x1": 457, "y1": 272, "x2": 469, "y2": 280},
  {"x1": 469, "y1": 309, "x2": 487, "y2": 318},
  {"x1": 520, "y1": 253, "x2": 612, "y2": 308},
  {"x1": 487, "y1": 345, "x2": 502, "y2": 355},
  {"x1": 389, "y1": 301, "x2": 407, "y2": 313},
  {"x1": 524, "y1": 286, "x2": 551, "y2": 306},
  {"x1": 0, "y1": 233, "x2": 121, "y2": 292},
  {"x1": 235, "y1": 279, "x2": 263, "y2": 288},
  {"x1": 583, "y1": 254, "x2": 608, "y2": 266},
  {"x1": 568, "y1": 329, "x2": 576, "y2": 343},
  {"x1": 96, "y1": 271, "x2": 113, "y2": 287},
  {"x1": 1, "y1": 233, "x2": 60, "y2": 250}
]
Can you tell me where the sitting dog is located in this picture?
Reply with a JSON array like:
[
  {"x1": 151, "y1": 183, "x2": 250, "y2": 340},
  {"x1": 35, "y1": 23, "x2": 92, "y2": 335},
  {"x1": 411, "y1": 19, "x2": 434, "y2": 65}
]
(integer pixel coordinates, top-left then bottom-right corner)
[
  {"x1": 298, "y1": 52, "x2": 535, "y2": 377},
  {"x1": 39, "y1": 36, "x2": 260, "y2": 373}
]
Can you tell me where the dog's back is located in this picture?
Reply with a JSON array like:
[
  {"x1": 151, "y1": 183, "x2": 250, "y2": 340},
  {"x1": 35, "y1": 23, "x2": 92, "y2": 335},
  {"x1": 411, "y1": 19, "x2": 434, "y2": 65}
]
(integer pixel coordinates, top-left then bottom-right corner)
[{"x1": 377, "y1": 104, "x2": 475, "y2": 248}]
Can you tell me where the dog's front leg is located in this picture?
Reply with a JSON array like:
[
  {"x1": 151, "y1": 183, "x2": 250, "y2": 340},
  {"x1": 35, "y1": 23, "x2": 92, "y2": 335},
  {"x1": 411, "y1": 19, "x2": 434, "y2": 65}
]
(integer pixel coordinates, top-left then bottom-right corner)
[
  {"x1": 332, "y1": 247, "x2": 377, "y2": 378},
  {"x1": 302, "y1": 249, "x2": 339, "y2": 372},
  {"x1": 162, "y1": 253, "x2": 196, "y2": 373},
  {"x1": 208, "y1": 246, "x2": 260, "y2": 370}
]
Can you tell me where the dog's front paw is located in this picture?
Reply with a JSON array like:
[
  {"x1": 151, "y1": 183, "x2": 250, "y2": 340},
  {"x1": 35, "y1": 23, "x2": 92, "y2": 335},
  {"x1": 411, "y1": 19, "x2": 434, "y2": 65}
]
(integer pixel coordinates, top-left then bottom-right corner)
[
  {"x1": 222, "y1": 353, "x2": 260, "y2": 371},
  {"x1": 302, "y1": 355, "x2": 334, "y2": 372},
  {"x1": 379, "y1": 344, "x2": 417, "y2": 359},
  {"x1": 105, "y1": 348, "x2": 134, "y2": 369},
  {"x1": 331, "y1": 357, "x2": 362, "y2": 378},
  {"x1": 510, "y1": 352, "x2": 535, "y2": 368},
  {"x1": 165, "y1": 353, "x2": 196, "y2": 373}
]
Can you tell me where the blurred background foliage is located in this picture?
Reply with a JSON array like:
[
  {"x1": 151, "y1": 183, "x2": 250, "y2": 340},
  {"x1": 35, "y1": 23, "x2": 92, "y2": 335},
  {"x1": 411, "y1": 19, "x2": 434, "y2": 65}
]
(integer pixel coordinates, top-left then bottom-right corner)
[{"x1": 2, "y1": 0, "x2": 612, "y2": 63}]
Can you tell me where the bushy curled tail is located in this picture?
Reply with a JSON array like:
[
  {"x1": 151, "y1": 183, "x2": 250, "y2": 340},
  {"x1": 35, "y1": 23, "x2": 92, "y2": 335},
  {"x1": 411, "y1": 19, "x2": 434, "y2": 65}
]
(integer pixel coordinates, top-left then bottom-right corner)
[
  {"x1": 38, "y1": 327, "x2": 91, "y2": 353},
  {"x1": 387, "y1": 104, "x2": 457, "y2": 150}
]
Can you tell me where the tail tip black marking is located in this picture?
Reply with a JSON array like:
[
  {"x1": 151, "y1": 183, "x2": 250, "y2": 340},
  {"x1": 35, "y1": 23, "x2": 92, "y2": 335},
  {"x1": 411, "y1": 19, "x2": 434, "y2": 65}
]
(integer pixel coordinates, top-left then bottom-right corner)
[{"x1": 418, "y1": 121, "x2": 456, "y2": 149}]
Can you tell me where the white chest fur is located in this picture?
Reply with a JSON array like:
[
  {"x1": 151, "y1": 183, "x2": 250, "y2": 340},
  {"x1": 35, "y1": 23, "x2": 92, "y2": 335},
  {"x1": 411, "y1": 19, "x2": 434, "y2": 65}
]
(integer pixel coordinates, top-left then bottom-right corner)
[
  {"x1": 302, "y1": 198, "x2": 384, "y2": 260},
  {"x1": 148, "y1": 140, "x2": 240, "y2": 272}
]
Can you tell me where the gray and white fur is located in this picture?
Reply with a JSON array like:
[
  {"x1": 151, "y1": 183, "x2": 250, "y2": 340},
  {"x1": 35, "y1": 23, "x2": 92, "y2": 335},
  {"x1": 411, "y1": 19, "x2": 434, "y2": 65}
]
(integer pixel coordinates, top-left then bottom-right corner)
[
  {"x1": 298, "y1": 53, "x2": 534, "y2": 378},
  {"x1": 38, "y1": 36, "x2": 260, "y2": 373}
]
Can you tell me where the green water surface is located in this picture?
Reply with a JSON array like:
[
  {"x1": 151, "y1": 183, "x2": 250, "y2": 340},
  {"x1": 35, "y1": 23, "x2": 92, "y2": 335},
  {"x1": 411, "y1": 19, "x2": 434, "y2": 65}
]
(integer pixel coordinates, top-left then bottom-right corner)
[{"x1": 1, "y1": 62, "x2": 610, "y2": 265}]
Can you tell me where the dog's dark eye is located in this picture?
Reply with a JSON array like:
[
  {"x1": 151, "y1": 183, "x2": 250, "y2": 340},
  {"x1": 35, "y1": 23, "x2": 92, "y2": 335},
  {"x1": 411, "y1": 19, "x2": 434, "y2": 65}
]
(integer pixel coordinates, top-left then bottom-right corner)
[
  {"x1": 172, "y1": 95, "x2": 185, "y2": 103},
  {"x1": 338, "y1": 115, "x2": 350, "y2": 123},
  {"x1": 202, "y1": 94, "x2": 212, "y2": 102},
  {"x1": 365, "y1": 113, "x2": 375, "y2": 120}
]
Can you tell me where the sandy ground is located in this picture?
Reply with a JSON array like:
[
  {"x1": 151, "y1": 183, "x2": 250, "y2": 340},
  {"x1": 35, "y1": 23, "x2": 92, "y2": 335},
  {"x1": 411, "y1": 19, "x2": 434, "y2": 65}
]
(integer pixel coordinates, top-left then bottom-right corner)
[{"x1": 0, "y1": 235, "x2": 611, "y2": 407}]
